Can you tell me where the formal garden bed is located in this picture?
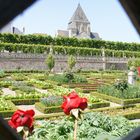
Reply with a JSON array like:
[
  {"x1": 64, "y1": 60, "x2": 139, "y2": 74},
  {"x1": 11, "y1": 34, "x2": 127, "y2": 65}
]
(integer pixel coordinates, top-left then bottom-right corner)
[
  {"x1": 0, "y1": 70, "x2": 140, "y2": 140},
  {"x1": 94, "y1": 78, "x2": 140, "y2": 105},
  {"x1": 0, "y1": 99, "x2": 17, "y2": 118}
]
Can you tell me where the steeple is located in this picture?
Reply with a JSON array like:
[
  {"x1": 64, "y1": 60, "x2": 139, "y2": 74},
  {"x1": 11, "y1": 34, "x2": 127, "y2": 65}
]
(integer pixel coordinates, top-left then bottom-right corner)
[
  {"x1": 56, "y1": 3, "x2": 100, "y2": 39},
  {"x1": 68, "y1": 3, "x2": 90, "y2": 24}
]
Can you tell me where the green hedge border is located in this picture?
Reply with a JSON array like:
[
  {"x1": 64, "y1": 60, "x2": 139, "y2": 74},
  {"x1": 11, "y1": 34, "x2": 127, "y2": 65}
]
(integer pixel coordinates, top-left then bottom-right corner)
[
  {"x1": 11, "y1": 98, "x2": 39, "y2": 105},
  {"x1": 35, "y1": 101, "x2": 110, "y2": 114},
  {"x1": 34, "y1": 105, "x2": 140, "y2": 120},
  {"x1": 35, "y1": 102, "x2": 62, "y2": 114},
  {"x1": 88, "y1": 102, "x2": 110, "y2": 109},
  {"x1": 92, "y1": 92, "x2": 140, "y2": 105},
  {"x1": 1, "y1": 42, "x2": 140, "y2": 57},
  {"x1": 1, "y1": 33, "x2": 140, "y2": 52}
]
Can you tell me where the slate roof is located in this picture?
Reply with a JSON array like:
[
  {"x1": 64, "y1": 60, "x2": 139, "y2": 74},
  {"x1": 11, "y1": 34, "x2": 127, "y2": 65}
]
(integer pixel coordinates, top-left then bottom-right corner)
[{"x1": 68, "y1": 3, "x2": 90, "y2": 24}]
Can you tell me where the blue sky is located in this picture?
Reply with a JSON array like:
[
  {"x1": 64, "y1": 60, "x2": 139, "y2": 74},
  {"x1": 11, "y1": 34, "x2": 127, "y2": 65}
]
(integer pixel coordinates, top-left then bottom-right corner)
[{"x1": 12, "y1": 0, "x2": 140, "y2": 43}]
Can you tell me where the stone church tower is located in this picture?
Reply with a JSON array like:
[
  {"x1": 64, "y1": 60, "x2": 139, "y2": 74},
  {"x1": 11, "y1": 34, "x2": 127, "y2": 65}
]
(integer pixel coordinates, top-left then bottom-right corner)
[{"x1": 56, "y1": 4, "x2": 100, "y2": 39}]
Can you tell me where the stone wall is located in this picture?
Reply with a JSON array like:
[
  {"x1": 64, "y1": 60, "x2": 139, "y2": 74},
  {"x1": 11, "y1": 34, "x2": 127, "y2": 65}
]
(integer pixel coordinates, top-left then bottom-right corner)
[{"x1": 0, "y1": 52, "x2": 128, "y2": 72}]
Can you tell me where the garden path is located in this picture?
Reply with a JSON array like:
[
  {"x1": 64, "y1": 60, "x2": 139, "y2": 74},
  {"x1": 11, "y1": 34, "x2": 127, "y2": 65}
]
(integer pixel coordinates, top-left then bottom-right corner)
[
  {"x1": 110, "y1": 102, "x2": 121, "y2": 107},
  {"x1": 2, "y1": 88, "x2": 16, "y2": 96},
  {"x1": 131, "y1": 119, "x2": 140, "y2": 123},
  {"x1": 17, "y1": 105, "x2": 44, "y2": 116},
  {"x1": 35, "y1": 88, "x2": 48, "y2": 94}
]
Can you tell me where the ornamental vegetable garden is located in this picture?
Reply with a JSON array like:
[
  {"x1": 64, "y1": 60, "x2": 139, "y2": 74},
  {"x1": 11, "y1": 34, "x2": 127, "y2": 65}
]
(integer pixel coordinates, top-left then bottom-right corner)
[
  {"x1": 0, "y1": 70, "x2": 139, "y2": 139},
  {"x1": 1, "y1": 34, "x2": 140, "y2": 139}
]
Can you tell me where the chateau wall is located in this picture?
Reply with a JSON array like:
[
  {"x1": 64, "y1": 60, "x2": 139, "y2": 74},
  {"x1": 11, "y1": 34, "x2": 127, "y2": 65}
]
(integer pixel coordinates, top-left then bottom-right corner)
[{"x1": 0, "y1": 53, "x2": 128, "y2": 72}]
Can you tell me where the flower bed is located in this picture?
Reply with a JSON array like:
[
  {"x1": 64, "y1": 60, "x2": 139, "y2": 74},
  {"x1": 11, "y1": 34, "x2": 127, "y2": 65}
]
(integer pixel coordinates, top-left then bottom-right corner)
[
  {"x1": 0, "y1": 99, "x2": 17, "y2": 118},
  {"x1": 35, "y1": 102, "x2": 62, "y2": 114},
  {"x1": 28, "y1": 79, "x2": 53, "y2": 89},
  {"x1": 35, "y1": 100, "x2": 110, "y2": 114},
  {"x1": 98, "y1": 84, "x2": 140, "y2": 99}
]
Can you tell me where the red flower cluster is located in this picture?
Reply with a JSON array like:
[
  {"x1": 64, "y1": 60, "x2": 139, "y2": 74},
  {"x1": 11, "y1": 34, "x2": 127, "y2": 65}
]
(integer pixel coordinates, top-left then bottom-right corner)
[
  {"x1": 8, "y1": 109, "x2": 35, "y2": 132},
  {"x1": 61, "y1": 91, "x2": 87, "y2": 115}
]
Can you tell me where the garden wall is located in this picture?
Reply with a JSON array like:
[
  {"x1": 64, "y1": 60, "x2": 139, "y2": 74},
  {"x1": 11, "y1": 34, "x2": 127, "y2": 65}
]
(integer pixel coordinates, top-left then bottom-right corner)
[{"x1": 0, "y1": 52, "x2": 128, "y2": 72}]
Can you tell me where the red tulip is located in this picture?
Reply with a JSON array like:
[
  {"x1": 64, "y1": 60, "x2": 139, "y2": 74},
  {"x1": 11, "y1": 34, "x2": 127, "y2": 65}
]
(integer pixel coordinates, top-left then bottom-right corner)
[
  {"x1": 61, "y1": 91, "x2": 87, "y2": 115},
  {"x1": 8, "y1": 109, "x2": 35, "y2": 132}
]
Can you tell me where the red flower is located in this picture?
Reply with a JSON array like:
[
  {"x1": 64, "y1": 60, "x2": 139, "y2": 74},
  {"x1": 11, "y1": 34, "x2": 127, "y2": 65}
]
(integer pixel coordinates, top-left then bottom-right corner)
[
  {"x1": 61, "y1": 91, "x2": 87, "y2": 115},
  {"x1": 8, "y1": 109, "x2": 35, "y2": 132}
]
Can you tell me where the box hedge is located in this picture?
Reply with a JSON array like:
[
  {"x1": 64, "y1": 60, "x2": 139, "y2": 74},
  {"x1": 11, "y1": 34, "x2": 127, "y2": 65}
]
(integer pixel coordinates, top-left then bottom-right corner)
[
  {"x1": 11, "y1": 98, "x2": 39, "y2": 105},
  {"x1": 93, "y1": 92, "x2": 140, "y2": 105},
  {"x1": 35, "y1": 102, "x2": 62, "y2": 114},
  {"x1": 0, "y1": 42, "x2": 140, "y2": 57},
  {"x1": 1, "y1": 33, "x2": 140, "y2": 52}
]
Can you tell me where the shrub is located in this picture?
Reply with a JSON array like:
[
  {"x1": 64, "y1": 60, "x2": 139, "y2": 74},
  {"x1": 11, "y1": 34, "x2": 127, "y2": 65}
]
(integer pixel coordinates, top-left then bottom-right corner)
[
  {"x1": 45, "y1": 53, "x2": 55, "y2": 72},
  {"x1": 0, "y1": 70, "x2": 5, "y2": 78},
  {"x1": 64, "y1": 72, "x2": 74, "y2": 82},
  {"x1": 114, "y1": 79, "x2": 128, "y2": 93},
  {"x1": 48, "y1": 73, "x2": 87, "y2": 84},
  {"x1": 67, "y1": 55, "x2": 76, "y2": 71}
]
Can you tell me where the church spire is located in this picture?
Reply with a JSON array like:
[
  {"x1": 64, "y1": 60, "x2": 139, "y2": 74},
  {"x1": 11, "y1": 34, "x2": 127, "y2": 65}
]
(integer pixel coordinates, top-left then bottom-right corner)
[{"x1": 68, "y1": 3, "x2": 90, "y2": 24}]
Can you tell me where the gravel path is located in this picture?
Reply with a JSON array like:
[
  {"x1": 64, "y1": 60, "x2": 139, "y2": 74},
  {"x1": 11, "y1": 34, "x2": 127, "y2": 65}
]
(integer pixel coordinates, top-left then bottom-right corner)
[
  {"x1": 2, "y1": 88, "x2": 16, "y2": 96},
  {"x1": 110, "y1": 102, "x2": 121, "y2": 107},
  {"x1": 17, "y1": 105, "x2": 44, "y2": 116},
  {"x1": 35, "y1": 88, "x2": 48, "y2": 94}
]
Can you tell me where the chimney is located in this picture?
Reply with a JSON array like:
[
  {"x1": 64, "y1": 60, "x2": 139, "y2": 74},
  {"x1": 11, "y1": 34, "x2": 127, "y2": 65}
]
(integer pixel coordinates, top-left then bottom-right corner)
[{"x1": 12, "y1": 27, "x2": 15, "y2": 34}]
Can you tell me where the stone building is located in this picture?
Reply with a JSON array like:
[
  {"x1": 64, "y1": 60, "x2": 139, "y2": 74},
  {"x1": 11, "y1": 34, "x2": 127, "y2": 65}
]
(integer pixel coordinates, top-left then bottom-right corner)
[
  {"x1": 56, "y1": 4, "x2": 100, "y2": 39},
  {"x1": 0, "y1": 22, "x2": 24, "y2": 34}
]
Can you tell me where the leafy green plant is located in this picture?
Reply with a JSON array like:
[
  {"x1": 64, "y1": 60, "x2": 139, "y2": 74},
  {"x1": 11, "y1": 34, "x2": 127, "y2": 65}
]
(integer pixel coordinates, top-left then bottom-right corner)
[
  {"x1": 64, "y1": 72, "x2": 74, "y2": 82},
  {"x1": 98, "y1": 84, "x2": 140, "y2": 99},
  {"x1": 114, "y1": 79, "x2": 128, "y2": 93},
  {"x1": 28, "y1": 112, "x2": 137, "y2": 140},
  {"x1": 48, "y1": 73, "x2": 87, "y2": 84}
]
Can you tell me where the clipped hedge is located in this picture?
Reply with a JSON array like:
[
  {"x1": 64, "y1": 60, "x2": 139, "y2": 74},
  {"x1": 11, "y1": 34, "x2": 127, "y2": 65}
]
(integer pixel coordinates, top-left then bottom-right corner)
[
  {"x1": 35, "y1": 101, "x2": 110, "y2": 114},
  {"x1": 1, "y1": 33, "x2": 140, "y2": 52},
  {"x1": 35, "y1": 102, "x2": 62, "y2": 114},
  {"x1": 11, "y1": 98, "x2": 39, "y2": 105},
  {"x1": 0, "y1": 42, "x2": 140, "y2": 57},
  {"x1": 93, "y1": 92, "x2": 140, "y2": 105},
  {"x1": 88, "y1": 101, "x2": 110, "y2": 109},
  {"x1": 0, "y1": 43, "x2": 102, "y2": 56},
  {"x1": 123, "y1": 111, "x2": 140, "y2": 120},
  {"x1": 34, "y1": 105, "x2": 140, "y2": 120}
]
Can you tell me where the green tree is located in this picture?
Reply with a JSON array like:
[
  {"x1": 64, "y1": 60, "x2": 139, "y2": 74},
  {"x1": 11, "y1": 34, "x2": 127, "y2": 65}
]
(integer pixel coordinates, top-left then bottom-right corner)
[
  {"x1": 45, "y1": 54, "x2": 55, "y2": 72},
  {"x1": 68, "y1": 55, "x2": 76, "y2": 71}
]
